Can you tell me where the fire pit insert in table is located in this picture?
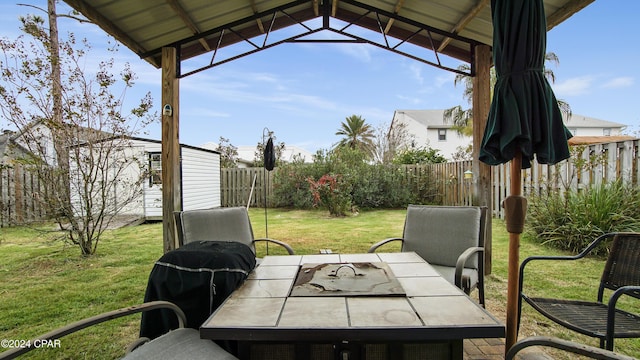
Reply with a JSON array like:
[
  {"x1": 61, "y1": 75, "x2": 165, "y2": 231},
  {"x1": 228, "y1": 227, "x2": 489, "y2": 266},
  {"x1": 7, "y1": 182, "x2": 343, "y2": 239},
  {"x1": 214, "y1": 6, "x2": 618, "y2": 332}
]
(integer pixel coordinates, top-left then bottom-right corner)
[{"x1": 289, "y1": 262, "x2": 405, "y2": 297}]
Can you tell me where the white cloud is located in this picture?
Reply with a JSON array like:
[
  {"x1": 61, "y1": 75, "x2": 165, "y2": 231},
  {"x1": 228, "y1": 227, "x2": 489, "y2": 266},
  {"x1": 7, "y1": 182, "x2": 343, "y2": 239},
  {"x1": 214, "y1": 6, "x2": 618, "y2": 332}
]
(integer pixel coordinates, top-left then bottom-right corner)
[
  {"x1": 396, "y1": 94, "x2": 423, "y2": 105},
  {"x1": 408, "y1": 63, "x2": 424, "y2": 84},
  {"x1": 553, "y1": 76, "x2": 594, "y2": 96},
  {"x1": 602, "y1": 77, "x2": 634, "y2": 89},
  {"x1": 335, "y1": 43, "x2": 373, "y2": 62},
  {"x1": 435, "y1": 73, "x2": 456, "y2": 87}
]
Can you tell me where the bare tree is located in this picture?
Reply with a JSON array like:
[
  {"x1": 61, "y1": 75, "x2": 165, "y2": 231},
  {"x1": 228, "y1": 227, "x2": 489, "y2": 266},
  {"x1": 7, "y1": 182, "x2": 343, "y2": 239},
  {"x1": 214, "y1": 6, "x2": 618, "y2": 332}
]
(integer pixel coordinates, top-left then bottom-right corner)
[
  {"x1": 216, "y1": 136, "x2": 239, "y2": 168},
  {"x1": 373, "y1": 121, "x2": 412, "y2": 164},
  {"x1": 0, "y1": 9, "x2": 155, "y2": 255},
  {"x1": 253, "y1": 131, "x2": 285, "y2": 168}
]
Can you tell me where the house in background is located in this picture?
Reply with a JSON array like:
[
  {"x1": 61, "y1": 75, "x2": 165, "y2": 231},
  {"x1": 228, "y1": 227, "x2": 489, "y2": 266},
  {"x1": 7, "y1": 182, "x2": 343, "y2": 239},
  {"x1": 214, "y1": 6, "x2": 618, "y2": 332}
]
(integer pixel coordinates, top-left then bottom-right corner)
[
  {"x1": 201, "y1": 142, "x2": 314, "y2": 168},
  {"x1": 390, "y1": 110, "x2": 472, "y2": 160},
  {"x1": 563, "y1": 115, "x2": 635, "y2": 145},
  {"x1": 391, "y1": 109, "x2": 631, "y2": 160},
  {"x1": 0, "y1": 130, "x2": 31, "y2": 166}
]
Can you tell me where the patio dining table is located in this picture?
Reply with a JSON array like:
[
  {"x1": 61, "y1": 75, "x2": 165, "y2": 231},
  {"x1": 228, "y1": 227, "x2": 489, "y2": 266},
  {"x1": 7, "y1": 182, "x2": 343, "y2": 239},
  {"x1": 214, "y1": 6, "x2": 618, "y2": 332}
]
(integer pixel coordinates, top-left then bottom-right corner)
[{"x1": 200, "y1": 252, "x2": 504, "y2": 360}]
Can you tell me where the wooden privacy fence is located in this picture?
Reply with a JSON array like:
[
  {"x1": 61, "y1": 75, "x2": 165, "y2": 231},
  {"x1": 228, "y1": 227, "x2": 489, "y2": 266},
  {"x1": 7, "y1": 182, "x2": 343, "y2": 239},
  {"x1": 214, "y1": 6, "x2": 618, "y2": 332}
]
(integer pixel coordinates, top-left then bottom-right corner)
[
  {"x1": 0, "y1": 164, "x2": 50, "y2": 227},
  {"x1": 3, "y1": 139, "x2": 637, "y2": 226},
  {"x1": 220, "y1": 167, "x2": 275, "y2": 208},
  {"x1": 222, "y1": 139, "x2": 639, "y2": 217}
]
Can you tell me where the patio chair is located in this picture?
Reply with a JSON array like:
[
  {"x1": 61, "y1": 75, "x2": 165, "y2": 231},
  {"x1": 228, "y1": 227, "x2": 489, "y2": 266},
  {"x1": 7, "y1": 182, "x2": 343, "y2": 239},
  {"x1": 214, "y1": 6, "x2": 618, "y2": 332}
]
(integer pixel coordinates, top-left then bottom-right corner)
[
  {"x1": 368, "y1": 205, "x2": 488, "y2": 307},
  {"x1": 518, "y1": 232, "x2": 640, "y2": 351},
  {"x1": 0, "y1": 301, "x2": 238, "y2": 360},
  {"x1": 505, "y1": 336, "x2": 636, "y2": 360},
  {"x1": 174, "y1": 206, "x2": 295, "y2": 258}
]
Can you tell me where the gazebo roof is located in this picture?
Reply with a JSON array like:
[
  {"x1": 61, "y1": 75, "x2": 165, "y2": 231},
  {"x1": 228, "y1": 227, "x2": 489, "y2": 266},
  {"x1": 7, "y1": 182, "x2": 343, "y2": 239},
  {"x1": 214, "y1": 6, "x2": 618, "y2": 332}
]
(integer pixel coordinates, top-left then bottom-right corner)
[{"x1": 62, "y1": 0, "x2": 593, "y2": 76}]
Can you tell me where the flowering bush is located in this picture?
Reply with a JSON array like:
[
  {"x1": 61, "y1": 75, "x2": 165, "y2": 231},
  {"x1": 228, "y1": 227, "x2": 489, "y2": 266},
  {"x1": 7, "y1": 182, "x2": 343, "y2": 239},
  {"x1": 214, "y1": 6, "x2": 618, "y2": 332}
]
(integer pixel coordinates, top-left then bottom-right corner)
[{"x1": 307, "y1": 174, "x2": 352, "y2": 216}]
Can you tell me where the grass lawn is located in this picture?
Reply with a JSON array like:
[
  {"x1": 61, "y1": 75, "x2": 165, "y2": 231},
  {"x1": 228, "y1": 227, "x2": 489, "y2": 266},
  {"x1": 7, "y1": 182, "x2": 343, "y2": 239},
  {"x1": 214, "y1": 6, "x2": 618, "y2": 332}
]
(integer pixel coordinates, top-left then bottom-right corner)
[{"x1": 0, "y1": 208, "x2": 638, "y2": 359}]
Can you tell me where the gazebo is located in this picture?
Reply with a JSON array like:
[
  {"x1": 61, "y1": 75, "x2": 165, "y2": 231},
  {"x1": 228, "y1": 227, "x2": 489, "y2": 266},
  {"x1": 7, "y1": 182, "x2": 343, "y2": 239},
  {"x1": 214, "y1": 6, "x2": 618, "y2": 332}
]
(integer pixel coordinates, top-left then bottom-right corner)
[{"x1": 61, "y1": 0, "x2": 593, "y2": 256}]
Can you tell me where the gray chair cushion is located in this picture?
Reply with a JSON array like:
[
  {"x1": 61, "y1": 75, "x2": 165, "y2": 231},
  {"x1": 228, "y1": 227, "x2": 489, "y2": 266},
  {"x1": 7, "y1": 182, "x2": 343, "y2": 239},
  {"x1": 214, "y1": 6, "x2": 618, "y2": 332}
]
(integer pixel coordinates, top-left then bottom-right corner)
[
  {"x1": 401, "y1": 205, "x2": 481, "y2": 268},
  {"x1": 431, "y1": 264, "x2": 479, "y2": 291},
  {"x1": 122, "y1": 328, "x2": 239, "y2": 360},
  {"x1": 177, "y1": 207, "x2": 254, "y2": 251}
]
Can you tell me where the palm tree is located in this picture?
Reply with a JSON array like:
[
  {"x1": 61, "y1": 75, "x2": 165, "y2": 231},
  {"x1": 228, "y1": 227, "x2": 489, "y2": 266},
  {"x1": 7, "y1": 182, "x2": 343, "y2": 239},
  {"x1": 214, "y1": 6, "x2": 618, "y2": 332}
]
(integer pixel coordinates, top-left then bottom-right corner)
[
  {"x1": 444, "y1": 52, "x2": 572, "y2": 135},
  {"x1": 335, "y1": 115, "x2": 376, "y2": 158}
]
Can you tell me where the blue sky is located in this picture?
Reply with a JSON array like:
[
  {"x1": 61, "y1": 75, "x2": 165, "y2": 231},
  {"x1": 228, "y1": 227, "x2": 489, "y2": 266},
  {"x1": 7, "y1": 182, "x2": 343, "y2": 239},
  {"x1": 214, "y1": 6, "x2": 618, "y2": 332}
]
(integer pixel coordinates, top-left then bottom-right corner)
[{"x1": 1, "y1": 1, "x2": 638, "y2": 153}]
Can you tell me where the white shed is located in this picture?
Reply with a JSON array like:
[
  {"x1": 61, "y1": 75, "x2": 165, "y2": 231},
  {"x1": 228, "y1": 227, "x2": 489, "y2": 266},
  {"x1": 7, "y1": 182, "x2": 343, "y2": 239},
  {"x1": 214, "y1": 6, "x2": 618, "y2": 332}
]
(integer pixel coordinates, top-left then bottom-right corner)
[
  {"x1": 132, "y1": 138, "x2": 221, "y2": 220},
  {"x1": 70, "y1": 136, "x2": 220, "y2": 221}
]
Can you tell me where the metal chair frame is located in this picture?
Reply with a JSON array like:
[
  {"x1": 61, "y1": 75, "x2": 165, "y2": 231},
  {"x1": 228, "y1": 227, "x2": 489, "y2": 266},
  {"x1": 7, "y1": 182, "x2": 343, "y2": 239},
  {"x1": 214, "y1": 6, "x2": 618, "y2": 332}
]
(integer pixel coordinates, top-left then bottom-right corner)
[{"x1": 518, "y1": 232, "x2": 640, "y2": 351}]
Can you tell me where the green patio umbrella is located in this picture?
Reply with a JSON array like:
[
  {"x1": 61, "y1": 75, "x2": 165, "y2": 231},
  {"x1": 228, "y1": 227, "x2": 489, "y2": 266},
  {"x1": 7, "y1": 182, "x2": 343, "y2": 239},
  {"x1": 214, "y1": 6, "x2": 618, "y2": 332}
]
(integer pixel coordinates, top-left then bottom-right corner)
[{"x1": 479, "y1": 0, "x2": 573, "y2": 352}]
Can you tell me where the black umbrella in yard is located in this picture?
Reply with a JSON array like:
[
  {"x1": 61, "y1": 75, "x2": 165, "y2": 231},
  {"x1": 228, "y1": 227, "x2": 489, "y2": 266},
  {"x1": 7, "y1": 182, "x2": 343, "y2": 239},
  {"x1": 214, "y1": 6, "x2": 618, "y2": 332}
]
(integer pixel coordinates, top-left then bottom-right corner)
[
  {"x1": 264, "y1": 137, "x2": 276, "y2": 172},
  {"x1": 479, "y1": 0, "x2": 573, "y2": 352}
]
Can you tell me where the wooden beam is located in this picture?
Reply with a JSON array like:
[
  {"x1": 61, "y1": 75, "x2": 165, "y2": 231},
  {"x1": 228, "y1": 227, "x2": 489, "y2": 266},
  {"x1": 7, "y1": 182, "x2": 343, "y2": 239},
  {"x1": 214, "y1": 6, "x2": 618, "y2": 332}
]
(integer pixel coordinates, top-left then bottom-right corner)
[
  {"x1": 472, "y1": 44, "x2": 492, "y2": 274},
  {"x1": 250, "y1": 0, "x2": 266, "y2": 33},
  {"x1": 312, "y1": 0, "x2": 320, "y2": 17},
  {"x1": 438, "y1": 0, "x2": 489, "y2": 53},
  {"x1": 332, "y1": 0, "x2": 338, "y2": 17},
  {"x1": 62, "y1": 0, "x2": 152, "y2": 64},
  {"x1": 547, "y1": 0, "x2": 595, "y2": 30},
  {"x1": 161, "y1": 47, "x2": 181, "y2": 253},
  {"x1": 166, "y1": 0, "x2": 210, "y2": 51},
  {"x1": 384, "y1": 0, "x2": 405, "y2": 34}
]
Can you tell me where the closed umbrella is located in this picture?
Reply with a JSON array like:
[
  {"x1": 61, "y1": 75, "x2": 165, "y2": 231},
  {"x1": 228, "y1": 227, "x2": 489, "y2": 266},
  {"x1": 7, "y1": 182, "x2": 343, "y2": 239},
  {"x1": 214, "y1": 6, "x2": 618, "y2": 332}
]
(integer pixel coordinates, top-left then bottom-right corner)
[
  {"x1": 479, "y1": 0, "x2": 573, "y2": 352},
  {"x1": 264, "y1": 137, "x2": 276, "y2": 171}
]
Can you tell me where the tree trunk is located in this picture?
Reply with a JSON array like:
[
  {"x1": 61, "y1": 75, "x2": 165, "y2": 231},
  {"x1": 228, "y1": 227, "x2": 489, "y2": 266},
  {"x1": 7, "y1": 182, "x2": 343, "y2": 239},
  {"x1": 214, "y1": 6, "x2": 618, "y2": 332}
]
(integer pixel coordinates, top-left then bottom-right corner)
[{"x1": 47, "y1": 0, "x2": 72, "y2": 219}]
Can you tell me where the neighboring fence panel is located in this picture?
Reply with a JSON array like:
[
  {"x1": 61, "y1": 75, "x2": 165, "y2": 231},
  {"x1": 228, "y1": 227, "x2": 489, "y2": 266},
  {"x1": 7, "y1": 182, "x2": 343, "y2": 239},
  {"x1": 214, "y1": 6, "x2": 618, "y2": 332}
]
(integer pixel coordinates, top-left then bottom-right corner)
[
  {"x1": 0, "y1": 164, "x2": 50, "y2": 227},
  {"x1": 491, "y1": 139, "x2": 639, "y2": 218},
  {"x1": 221, "y1": 168, "x2": 274, "y2": 208}
]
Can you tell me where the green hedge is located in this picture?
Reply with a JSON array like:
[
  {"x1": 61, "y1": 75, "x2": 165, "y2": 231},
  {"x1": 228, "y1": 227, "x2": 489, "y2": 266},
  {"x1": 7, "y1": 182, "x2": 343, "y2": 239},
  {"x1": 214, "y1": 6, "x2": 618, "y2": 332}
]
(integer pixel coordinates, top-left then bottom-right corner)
[{"x1": 271, "y1": 152, "x2": 440, "y2": 212}]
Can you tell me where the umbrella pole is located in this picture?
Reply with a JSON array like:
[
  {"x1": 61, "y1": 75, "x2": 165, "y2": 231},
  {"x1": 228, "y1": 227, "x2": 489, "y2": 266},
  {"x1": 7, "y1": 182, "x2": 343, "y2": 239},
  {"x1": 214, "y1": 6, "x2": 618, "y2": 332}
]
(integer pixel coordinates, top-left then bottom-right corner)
[{"x1": 505, "y1": 150, "x2": 523, "y2": 353}]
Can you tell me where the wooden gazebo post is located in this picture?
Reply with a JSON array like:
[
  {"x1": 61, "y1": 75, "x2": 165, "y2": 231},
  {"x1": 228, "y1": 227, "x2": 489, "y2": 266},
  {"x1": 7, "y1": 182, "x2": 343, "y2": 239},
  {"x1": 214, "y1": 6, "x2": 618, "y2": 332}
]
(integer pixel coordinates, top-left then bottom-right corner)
[
  {"x1": 161, "y1": 46, "x2": 182, "y2": 253},
  {"x1": 472, "y1": 44, "x2": 493, "y2": 274}
]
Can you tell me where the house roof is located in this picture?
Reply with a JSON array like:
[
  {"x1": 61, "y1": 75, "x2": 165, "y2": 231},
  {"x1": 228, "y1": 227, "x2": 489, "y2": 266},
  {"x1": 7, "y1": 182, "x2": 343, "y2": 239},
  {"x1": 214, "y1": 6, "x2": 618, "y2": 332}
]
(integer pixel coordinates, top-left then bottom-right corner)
[
  {"x1": 563, "y1": 114, "x2": 626, "y2": 129},
  {"x1": 568, "y1": 135, "x2": 637, "y2": 145},
  {"x1": 201, "y1": 142, "x2": 313, "y2": 164},
  {"x1": 62, "y1": 0, "x2": 594, "y2": 77},
  {"x1": 393, "y1": 109, "x2": 459, "y2": 129},
  {"x1": 74, "y1": 135, "x2": 220, "y2": 154},
  {"x1": 394, "y1": 109, "x2": 628, "y2": 130},
  {"x1": 0, "y1": 131, "x2": 32, "y2": 164}
]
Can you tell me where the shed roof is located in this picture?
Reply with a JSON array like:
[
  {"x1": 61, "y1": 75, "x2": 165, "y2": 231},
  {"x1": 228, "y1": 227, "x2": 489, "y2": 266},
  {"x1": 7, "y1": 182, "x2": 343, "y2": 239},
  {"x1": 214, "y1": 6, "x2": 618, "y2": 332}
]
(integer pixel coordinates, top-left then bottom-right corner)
[{"x1": 62, "y1": 0, "x2": 594, "y2": 76}]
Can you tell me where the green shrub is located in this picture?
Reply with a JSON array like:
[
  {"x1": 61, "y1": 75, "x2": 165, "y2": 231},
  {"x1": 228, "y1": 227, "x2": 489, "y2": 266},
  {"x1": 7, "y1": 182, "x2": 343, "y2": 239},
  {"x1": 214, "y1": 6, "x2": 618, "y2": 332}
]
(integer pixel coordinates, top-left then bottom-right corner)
[
  {"x1": 526, "y1": 181, "x2": 640, "y2": 255},
  {"x1": 308, "y1": 174, "x2": 353, "y2": 216},
  {"x1": 271, "y1": 162, "x2": 320, "y2": 208},
  {"x1": 271, "y1": 148, "x2": 441, "y2": 211}
]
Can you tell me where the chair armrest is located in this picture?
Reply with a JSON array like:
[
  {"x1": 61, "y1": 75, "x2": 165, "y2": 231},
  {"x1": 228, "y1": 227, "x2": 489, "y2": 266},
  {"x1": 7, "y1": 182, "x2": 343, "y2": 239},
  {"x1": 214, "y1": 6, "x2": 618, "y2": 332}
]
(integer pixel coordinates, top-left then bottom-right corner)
[
  {"x1": 505, "y1": 336, "x2": 636, "y2": 360},
  {"x1": 518, "y1": 233, "x2": 616, "y2": 298},
  {"x1": 253, "y1": 238, "x2": 295, "y2": 255},
  {"x1": 455, "y1": 246, "x2": 483, "y2": 290},
  {"x1": 516, "y1": 233, "x2": 618, "y2": 335},
  {"x1": 367, "y1": 238, "x2": 403, "y2": 253},
  {"x1": 605, "y1": 285, "x2": 640, "y2": 350},
  {"x1": 0, "y1": 301, "x2": 186, "y2": 360}
]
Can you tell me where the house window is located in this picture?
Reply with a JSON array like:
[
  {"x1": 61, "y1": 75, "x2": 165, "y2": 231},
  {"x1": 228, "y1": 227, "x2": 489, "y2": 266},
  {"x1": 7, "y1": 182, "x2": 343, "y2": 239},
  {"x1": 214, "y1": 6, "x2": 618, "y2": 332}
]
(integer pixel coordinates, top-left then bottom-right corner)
[
  {"x1": 438, "y1": 129, "x2": 447, "y2": 141},
  {"x1": 603, "y1": 128, "x2": 611, "y2": 136},
  {"x1": 149, "y1": 152, "x2": 162, "y2": 186}
]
